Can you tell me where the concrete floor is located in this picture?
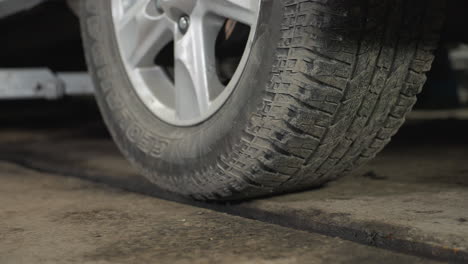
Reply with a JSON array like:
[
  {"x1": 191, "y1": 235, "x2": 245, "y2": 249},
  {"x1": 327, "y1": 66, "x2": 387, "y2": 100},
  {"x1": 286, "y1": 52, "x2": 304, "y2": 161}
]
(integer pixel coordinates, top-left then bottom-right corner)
[
  {"x1": 0, "y1": 162, "x2": 436, "y2": 264},
  {"x1": 0, "y1": 99, "x2": 467, "y2": 263}
]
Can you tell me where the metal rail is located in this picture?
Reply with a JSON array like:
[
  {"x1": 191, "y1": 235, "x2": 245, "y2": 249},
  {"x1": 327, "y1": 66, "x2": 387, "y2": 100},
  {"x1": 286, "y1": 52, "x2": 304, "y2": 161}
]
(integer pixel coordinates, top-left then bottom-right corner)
[{"x1": 0, "y1": 69, "x2": 94, "y2": 99}]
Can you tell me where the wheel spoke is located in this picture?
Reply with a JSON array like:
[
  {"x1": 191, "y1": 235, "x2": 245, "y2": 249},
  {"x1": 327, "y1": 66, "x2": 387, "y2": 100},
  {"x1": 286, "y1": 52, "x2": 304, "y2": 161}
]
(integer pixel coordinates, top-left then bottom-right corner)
[
  {"x1": 173, "y1": 16, "x2": 224, "y2": 120},
  {"x1": 138, "y1": 67, "x2": 175, "y2": 107},
  {"x1": 201, "y1": 0, "x2": 259, "y2": 25},
  {"x1": 158, "y1": 0, "x2": 196, "y2": 20},
  {"x1": 115, "y1": 0, "x2": 174, "y2": 67}
]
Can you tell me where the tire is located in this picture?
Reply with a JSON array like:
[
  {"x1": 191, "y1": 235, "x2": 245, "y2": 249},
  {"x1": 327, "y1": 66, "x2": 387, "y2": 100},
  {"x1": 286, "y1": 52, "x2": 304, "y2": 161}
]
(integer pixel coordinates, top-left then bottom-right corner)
[{"x1": 81, "y1": 0, "x2": 444, "y2": 200}]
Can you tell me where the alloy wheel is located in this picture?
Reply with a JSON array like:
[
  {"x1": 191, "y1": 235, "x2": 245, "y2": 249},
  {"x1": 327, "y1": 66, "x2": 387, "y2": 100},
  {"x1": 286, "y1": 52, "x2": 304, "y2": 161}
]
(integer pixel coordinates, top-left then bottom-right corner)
[{"x1": 111, "y1": 0, "x2": 261, "y2": 126}]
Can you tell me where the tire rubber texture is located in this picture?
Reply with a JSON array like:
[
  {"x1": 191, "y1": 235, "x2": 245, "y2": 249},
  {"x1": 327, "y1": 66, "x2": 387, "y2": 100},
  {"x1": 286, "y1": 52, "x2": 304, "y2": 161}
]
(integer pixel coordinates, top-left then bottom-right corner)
[{"x1": 81, "y1": 0, "x2": 444, "y2": 200}]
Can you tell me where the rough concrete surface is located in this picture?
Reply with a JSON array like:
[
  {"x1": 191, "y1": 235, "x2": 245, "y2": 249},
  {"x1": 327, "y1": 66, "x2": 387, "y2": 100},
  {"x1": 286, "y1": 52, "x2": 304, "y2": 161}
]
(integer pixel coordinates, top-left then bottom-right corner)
[
  {"x1": 0, "y1": 99, "x2": 467, "y2": 263},
  {"x1": 0, "y1": 162, "x2": 436, "y2": 264}
]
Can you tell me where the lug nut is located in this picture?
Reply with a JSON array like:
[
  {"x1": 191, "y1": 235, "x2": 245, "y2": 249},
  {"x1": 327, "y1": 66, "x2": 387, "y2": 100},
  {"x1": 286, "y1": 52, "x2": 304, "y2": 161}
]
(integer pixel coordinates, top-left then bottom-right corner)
[{"x1": 178, "y1": 16, "x2": 190, "y2": 34}]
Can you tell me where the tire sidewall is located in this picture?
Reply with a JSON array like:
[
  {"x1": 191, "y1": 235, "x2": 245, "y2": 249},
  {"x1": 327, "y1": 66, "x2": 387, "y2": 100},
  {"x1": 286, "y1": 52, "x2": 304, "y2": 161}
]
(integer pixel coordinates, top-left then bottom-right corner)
[{"x1": 82, "y1": 0, "x2": 283, "y2": 175}]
